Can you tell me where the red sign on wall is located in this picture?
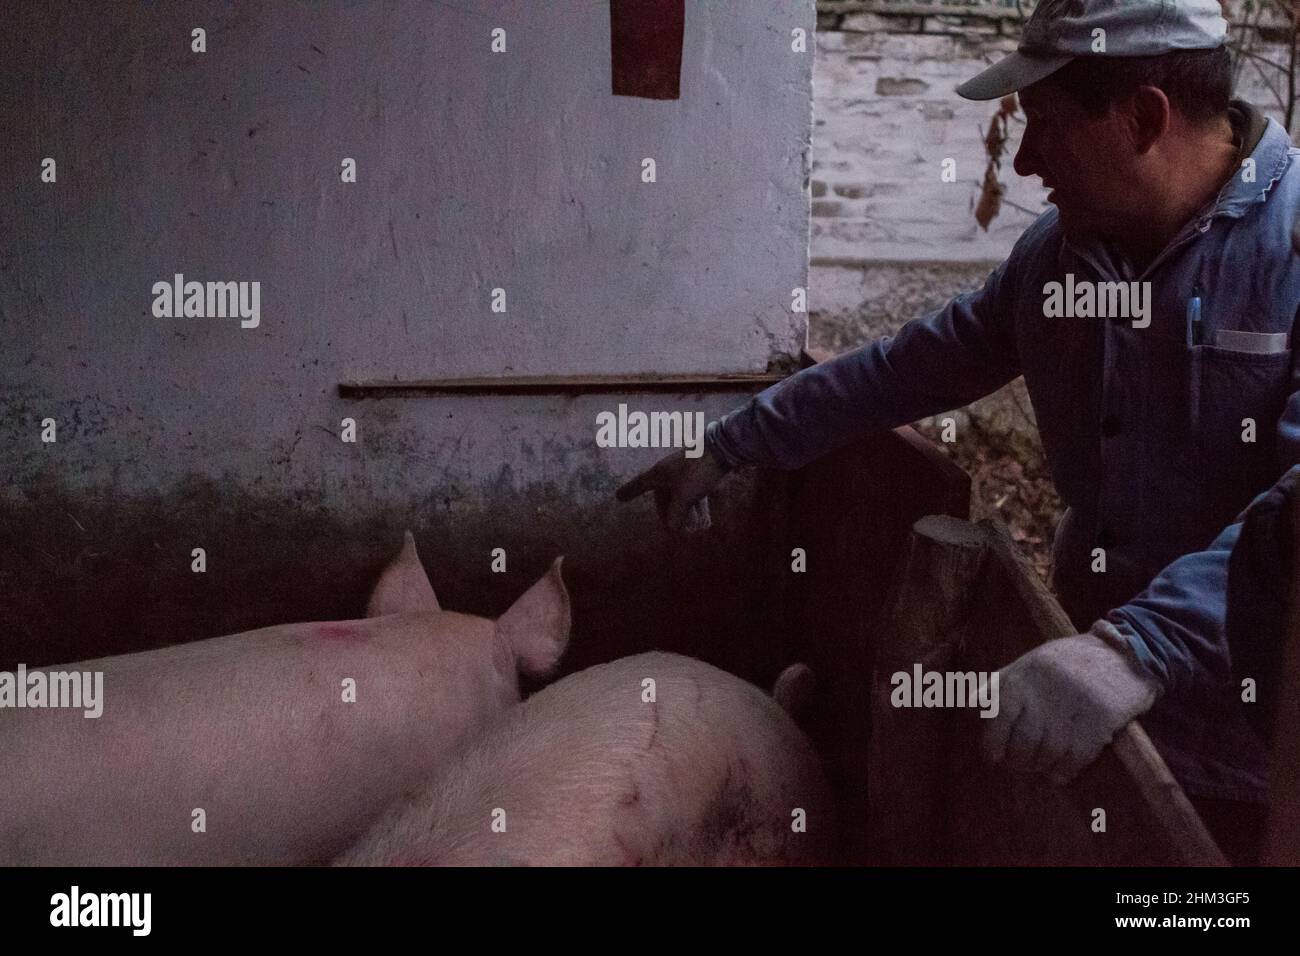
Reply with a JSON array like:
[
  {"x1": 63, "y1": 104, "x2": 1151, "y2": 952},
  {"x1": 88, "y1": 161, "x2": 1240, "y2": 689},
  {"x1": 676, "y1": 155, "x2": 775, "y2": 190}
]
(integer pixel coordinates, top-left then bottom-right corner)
[{"x1": 610, "y1": 0, "x2": 685, "y2": 100}]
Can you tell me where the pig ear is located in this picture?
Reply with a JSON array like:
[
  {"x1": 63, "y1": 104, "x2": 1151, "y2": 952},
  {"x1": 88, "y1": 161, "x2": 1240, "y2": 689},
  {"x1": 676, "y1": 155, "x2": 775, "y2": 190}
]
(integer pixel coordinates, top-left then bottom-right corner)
[
  {"x1": 366, "y1": 531, "x2": 440, "y2": 617},
  {"x1": 773, "y1": 663, "x2": 815, "y2": 718},
  {"x1": 496, "y1": 557, "x2": 570, "y2": 676}
]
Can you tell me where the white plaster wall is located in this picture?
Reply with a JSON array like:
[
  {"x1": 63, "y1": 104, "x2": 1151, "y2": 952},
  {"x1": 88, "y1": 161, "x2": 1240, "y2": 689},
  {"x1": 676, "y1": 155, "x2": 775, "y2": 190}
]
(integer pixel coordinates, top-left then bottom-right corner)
[{"x1": 1, "y1": 0, "x2": 814, "y2": 503}]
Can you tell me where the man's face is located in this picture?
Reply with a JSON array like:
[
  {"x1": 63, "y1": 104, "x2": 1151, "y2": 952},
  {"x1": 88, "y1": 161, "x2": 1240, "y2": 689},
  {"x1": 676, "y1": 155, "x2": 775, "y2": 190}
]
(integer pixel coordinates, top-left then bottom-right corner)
[{"x1": 1014, "y1": 80, "x2": 1139, "y2": 241}]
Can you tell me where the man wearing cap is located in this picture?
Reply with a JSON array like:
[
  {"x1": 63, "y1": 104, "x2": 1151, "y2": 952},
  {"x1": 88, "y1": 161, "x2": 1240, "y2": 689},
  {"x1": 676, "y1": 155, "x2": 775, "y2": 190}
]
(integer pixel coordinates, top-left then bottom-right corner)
[{"x1": 619, "y1": 0, "x2": 1300, "y2": 863}]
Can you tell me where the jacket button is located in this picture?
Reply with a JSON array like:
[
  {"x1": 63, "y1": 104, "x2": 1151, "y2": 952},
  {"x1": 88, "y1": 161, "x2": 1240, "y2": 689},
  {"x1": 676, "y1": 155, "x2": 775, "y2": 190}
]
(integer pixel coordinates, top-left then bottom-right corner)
[{"x1": 1101, "y1": 414, "x2": 1121, "y2": 437}]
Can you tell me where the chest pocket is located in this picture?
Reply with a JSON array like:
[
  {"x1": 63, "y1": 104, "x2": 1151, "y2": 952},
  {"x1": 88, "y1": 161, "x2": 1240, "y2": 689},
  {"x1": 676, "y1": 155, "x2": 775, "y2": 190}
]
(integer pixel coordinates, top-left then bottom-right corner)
[{"x1": 1192, "y1": 342, "x2": 1295, "y2": 528}]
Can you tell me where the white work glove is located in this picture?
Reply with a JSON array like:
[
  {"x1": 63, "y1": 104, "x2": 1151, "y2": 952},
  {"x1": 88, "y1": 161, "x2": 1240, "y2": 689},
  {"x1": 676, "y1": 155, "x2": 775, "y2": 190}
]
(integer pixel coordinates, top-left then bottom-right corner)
[{"x1": 981, "y1": 621, "x2": 1162, "y2": 786}]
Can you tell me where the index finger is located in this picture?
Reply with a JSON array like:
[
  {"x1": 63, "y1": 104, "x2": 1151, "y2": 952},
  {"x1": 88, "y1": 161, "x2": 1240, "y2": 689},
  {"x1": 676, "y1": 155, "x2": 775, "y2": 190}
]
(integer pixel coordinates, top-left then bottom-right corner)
[{"x1": 615, "y1": 467, "x2": 657, "y2": 502}]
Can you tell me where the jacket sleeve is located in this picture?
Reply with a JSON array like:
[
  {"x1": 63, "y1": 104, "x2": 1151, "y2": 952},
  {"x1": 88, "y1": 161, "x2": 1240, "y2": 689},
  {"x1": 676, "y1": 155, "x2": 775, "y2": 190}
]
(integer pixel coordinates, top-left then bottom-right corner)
[
  {"x1": 1100, "y1": 386, "x2": 1300, "y2": 700},
  {"x1": 706, "y1": 255, "x2": 1024, "y2": 471}
]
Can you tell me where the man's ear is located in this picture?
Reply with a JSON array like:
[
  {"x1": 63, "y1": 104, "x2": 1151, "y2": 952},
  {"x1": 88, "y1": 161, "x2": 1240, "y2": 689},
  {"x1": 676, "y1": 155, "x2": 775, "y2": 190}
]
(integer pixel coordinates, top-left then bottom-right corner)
[{"x1": 1128, "y1": 84, "x2": 1172, "y2": 155}]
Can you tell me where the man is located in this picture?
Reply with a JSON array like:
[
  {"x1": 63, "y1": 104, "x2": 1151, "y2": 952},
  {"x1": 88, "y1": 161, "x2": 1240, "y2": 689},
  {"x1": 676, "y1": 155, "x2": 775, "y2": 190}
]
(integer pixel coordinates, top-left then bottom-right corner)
[
  {"x1": 1226, "y1": 463, "x2": 1300, "y2": 752},
  {"x1": 618, "y1": 0, "x2": 1300, "y2": 863}
]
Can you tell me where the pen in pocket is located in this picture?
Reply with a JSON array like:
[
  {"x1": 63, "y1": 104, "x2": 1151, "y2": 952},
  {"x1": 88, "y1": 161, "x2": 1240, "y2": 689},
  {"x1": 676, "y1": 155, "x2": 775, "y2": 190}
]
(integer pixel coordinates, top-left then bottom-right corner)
[{"x1": 1186, "y1": 287, "x2": 1202, "y2": 346}]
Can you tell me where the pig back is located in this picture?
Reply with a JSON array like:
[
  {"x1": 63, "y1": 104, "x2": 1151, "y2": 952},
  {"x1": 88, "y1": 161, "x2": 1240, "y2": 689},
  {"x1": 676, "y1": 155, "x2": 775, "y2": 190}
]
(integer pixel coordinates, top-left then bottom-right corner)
[
  {"x1": 0, "y1": 609, "x2": 516, "y2": 866},
  {"x1": 339, "y1": 651, "x2": 835, "y2": 866}
]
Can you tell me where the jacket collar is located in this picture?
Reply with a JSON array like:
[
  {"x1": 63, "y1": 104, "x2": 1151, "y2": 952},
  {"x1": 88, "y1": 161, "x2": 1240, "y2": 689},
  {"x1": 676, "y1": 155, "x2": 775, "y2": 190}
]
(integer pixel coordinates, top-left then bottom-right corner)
[{"x1": 1203, "y1": 99, "x2": 1290, "y2": 223}]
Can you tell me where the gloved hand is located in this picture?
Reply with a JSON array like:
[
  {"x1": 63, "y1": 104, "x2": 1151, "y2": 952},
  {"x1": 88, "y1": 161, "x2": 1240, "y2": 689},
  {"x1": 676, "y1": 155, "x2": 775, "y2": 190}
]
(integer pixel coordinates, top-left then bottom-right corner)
[{"x1": 981, "y1": 621, "x2": 1162, "y2": 785}]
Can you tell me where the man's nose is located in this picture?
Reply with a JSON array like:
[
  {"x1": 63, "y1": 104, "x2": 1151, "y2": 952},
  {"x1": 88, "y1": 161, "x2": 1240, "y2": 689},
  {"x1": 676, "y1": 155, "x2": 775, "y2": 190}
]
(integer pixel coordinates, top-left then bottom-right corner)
[{"x1": 1012, "y1": 138, "x2": 1038, "y2": 180}]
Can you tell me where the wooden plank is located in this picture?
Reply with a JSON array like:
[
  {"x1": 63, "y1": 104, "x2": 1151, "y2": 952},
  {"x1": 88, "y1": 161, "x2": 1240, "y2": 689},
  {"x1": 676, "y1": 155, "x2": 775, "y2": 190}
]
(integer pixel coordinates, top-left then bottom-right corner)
[
  {"x1": 870, "y1": 514, "x2": 1227, "y2": 864},
  {"x1": 339, "y1": 372, "x2": 785, "y2": 396},
  {"x1": 789, "y1": 443, "x2": 968, "y2": 865},
  {"x1": 785, "y1": 486, "x2": 969, "y2": 860},
  {"x1": 949, "y1": 520, "x2": 1228, "y2": 866},
  {"x1": 869, "y1": 516, "x2": 987, "y2": 864},
  {"x1": 1112, "y1": 726, "x2": 1229, "y2": 867},
  {"x1": 781, "y1": 349, "x2": 972, "y2": 864}
]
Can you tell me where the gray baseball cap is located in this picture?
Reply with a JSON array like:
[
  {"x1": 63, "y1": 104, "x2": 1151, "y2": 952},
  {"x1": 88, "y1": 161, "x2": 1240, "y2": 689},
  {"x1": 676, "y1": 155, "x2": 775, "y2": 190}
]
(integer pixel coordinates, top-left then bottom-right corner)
[{"x1": 956, "y1": 0, "x2": 1228, "y2": 101}]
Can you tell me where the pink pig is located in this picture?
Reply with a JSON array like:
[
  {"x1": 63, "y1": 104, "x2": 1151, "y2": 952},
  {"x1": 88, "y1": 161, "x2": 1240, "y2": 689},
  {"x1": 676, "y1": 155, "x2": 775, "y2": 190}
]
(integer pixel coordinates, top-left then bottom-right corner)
[
  {"x1": 336, "y1": 652, "x2": 835, "y2": 866},
  {"x1": 0, "y1": 532, "x2": 569, "y2": 866}
]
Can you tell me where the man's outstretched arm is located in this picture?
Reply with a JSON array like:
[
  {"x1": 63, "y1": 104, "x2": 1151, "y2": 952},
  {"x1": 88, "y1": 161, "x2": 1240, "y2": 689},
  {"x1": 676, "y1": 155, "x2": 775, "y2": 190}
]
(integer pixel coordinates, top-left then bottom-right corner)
[
  {"x1": 707, "y1": 257, "x2": 1024, "y2": 472},
  {"x1": 619, "y1": 216, "x2": 1049, "y2": 530}
]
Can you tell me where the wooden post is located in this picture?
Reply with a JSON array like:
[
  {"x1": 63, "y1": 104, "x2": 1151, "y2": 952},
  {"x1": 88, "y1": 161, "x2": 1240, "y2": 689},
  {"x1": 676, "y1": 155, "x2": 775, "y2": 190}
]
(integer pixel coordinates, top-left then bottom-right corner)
[
  {"x1": 868, "y1": 515, "x2": 987, "y2": 864},
  {"x1": 784, "y1": 349, "x2": 971, "y2": 864}
]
